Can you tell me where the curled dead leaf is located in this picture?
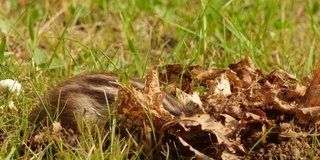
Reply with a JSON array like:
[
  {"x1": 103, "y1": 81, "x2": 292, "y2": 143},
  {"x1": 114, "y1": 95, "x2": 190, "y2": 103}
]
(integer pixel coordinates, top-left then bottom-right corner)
[
  {"x1": 175, "y1": 89, "x2": 203, "y2": 113},
  {"x1": 191, "y1": 68, "x2": 227, "y2": 88},
  {"x1": 296, "y1": 106, "x2": 320, "y2": 124},
  {"x1": 304, "y1": 61, "x2": 320, "y2": 107},
  {"x1": 117, "y1": 70, "x2": 175, "y2": 128},
  {"x1": 229, "y1": 57, "x2": 263, "y2": 88},
  {"x1": 161, "y1": 114, "x2": 245, "y2": 158},
  {"x1": 51, "y1": 121, "x2": 63, "y2": 135},
  {"x1": 178, "y1": 136, "x2": 214, "y2": 160},
  {"x1": 207, "y1": 73, "x2": 231, "y2": 97},
  {"x1": 265, "y1": 69, "x2": 297, "y2": 87},
  {"x1": 31, "y1": 132, "x2": 46, "y2": 144}
]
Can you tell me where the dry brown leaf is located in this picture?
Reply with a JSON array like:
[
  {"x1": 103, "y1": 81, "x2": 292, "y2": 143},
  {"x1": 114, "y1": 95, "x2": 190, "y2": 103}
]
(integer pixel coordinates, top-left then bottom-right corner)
[
  {"x1": 265, "y1": 69, "x2": 297, "y2": 86},
  {"x1": 277, "y1": 84, "x2": 306, "y2": 101},
  {"x1": 51, "y1": 121, "x2": 63, "y2": 135},
  {"x1": 243, "y1": 85, "x2": 266, "y2": 107},
  {"x1": 277, "y1": 122, "x2": 308, "y2": 141},
  {"x1": 301, "y1": 75, "x2": 313, "y2": 88},
  {"x1": 187, "y1": 92, "x2": 203, "y2": 110},
  {"x1": 204, "y1": 94, "x2": 229, "y2": 114},
  {"x1": 191, "y1": 68, "x2": 227, "y2": 88},
  {"x1": 177, "y1": 136, "x2": 214, "y2": 160},
  {"x1": 220, "y1": 94, "x2": 245, "y2": 119},
  {"x1": 31, "y1": 132, "x2": 46, "y2": 144},
  {"x1": 229, "y1": 57, "x2": 263, "y2": 88},
  {"x1": 175, "y1": 88, "x2": 203, "y2": 111},
  {"x1": 304, "y1": 61, "x2": 320, "y2": 106},
  {"x1": 292, "y1": 61, "x2": 320, "y2": 125},
  {"x1": 221, "y1": 150, "x2": 242, "y2": 160},
  {"x1": 296, "y1": 106, "x2": 320, "y2": 124},
  {"x1": 117, "y1": 86, "x2": 147, "y2": 126},
  {"x1": 225, "y1": 70, "x2": 243, "y2": 88},
  {"x1": 117, "y1": 70, "x2": 175, "y2": 128},
  {"x1": 162, "y1": 114, "x2": 245, "y2": 158},
  {"x1": 272, "y1": 96, "x2": 297, "y2": 114},
  {"x1": 220, "y1": 114, "x2": 240, "y2": 134},
  {"x1": 207, "y1": 73, "x2": 231, "y2": 97}
]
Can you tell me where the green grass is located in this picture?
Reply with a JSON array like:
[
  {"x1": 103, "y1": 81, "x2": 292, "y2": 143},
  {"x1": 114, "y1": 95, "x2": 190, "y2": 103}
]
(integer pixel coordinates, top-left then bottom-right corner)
[{"x1": 0, "y1": 0, "x2": 319, "y2": 159}]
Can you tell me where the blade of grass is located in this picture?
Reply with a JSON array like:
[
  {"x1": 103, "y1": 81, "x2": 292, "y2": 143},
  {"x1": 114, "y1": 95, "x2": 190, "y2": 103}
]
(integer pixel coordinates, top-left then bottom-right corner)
[
  {"x1": 306, "y1": 0, "x2": 320, "y2": 37},
  {"x1": 208, "y1": 5, "x2": 262, "y2": 56},
  {"x1": 4, "y1": 147, "x2": 16, "y2": 160},
  {"x1": 28, "y1": 9, "x2": 36, "y2": 51},
  {"x1": 246, "y1": 126, "x2": 274, "y2": 157},
  {"x1": 141, "y1": 27, "x2": 152, "y2": 78},
  {"x1": 119, "y1": 13, "x2": 142, "y2": 76},
  {"x1": 0, "y1": 36, "x2": 6, "y2": 64},
  {"x1": 51, "y1": 4, "x2": 79, "y2": 67},
  {"x1": 160, "y1": 18, "x2": 197, "y2": 36},
  {"x1": 160, "y1": 16, "x2": 197, "y2": 63}
]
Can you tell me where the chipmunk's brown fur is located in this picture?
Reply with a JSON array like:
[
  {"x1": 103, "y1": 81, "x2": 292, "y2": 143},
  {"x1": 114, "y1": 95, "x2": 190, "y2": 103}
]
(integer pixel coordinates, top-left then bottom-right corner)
[{"x1": 28, "y1": 73, "x2": 194, "y2": 131}]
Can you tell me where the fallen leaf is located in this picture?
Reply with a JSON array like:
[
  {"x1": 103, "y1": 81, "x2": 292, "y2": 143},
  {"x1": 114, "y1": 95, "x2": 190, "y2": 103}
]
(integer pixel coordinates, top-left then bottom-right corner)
[
  {"x1": 51, "y1": 121, "x2": 63, "y2": 135},
  {"x1": 117, "y1": 70, "x2": 175, "y2": 128},
  {"x1": 296, "y1": 106, "x2": 320, "y2": 124},
  {"x1": 304, "y1": 61, "x2": 320, "y2": 106}
]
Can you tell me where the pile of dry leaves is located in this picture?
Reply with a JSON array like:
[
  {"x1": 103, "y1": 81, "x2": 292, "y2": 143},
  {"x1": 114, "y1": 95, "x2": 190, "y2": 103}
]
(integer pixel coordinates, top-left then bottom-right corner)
[
  {"x1": 29, "y1": 57, "x2": 320, "y2": 159},
  {"x1": 118, "y1": 57, "x2": 320, "y2": 159}
]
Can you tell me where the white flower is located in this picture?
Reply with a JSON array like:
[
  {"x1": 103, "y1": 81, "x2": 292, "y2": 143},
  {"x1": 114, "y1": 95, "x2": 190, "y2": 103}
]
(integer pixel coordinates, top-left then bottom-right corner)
[
  {"x1": 0, "y1": 101, "x2": 17, "y2": 113},
  {"x1": 0, "y1": 79, "x2": 22, "y2": 95},
  {"x1": 8, "y1": 100, "x2": 17, "y2": 110}
]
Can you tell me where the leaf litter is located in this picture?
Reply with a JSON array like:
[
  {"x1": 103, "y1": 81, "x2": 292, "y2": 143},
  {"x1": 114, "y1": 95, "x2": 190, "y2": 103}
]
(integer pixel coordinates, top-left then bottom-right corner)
[{"x1": 27, "y1": 57, "x2": 320, "y2": 159}]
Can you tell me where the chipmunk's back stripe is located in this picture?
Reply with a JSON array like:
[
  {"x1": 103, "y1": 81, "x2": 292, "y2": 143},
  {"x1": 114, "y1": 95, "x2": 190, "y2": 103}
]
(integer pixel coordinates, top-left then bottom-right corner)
[
  {"x1": 66, "y1": 88, "x2": 115, "y2": 105},
  {"x1": 83, "y1": 76, "x2": 118, "y2": 87}
]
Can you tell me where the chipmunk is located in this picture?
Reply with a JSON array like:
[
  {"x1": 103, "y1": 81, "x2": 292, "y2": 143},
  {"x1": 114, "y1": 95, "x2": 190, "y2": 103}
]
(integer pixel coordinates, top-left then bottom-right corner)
[{"x1": 28, "y1": 72, "x2": 195, "y2": 131}]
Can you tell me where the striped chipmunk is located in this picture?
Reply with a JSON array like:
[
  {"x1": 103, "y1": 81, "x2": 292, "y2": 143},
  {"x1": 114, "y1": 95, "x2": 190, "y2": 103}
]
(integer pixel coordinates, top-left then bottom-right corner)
[{"x1": 28, "y1": 72, "x2": 195, "y2": 131}]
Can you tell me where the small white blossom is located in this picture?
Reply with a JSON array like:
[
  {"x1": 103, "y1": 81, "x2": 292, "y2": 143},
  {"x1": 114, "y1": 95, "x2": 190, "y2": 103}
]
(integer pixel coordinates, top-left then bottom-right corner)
[
  {"x1": 0, "y1": 79, "x2": 22, "y2": 95},
  {"x1": 0, "y1": 105, "x2": 3, "y2": 114},
  {"x1": 0, "y1": 101, "x2": 17, "y2": 113},
  {"x1": 8, "y1": 100, "x2": 17, "y2": 110}
]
